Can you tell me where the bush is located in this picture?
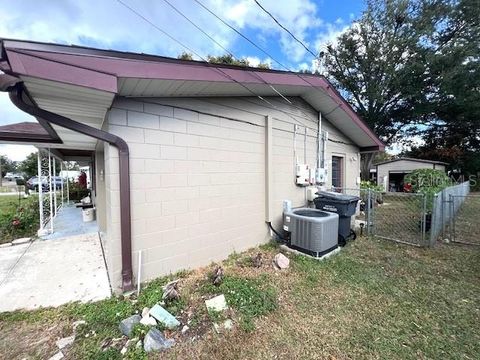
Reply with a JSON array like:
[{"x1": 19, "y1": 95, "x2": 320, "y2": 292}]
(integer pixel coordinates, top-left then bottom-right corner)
[
  {"x1": 404, "y1": 169, "x2": 452, "y2": 212},
  {"x1": 68, "y1": 181, "x2": 90, "y2": 201},
  {"x1": 0, "y1": 197, "x2": 39, "y2": 243}
]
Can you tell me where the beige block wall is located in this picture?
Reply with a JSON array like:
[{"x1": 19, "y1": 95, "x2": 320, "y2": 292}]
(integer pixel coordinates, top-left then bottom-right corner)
[{"x1": 102, "y1": 96, "x2": 360, "y2": 291}]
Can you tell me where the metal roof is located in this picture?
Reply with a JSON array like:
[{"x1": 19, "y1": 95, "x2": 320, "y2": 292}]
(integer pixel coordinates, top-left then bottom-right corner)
[{"x1": 374, "y1": 157, "x2": 449, "y2": 166}]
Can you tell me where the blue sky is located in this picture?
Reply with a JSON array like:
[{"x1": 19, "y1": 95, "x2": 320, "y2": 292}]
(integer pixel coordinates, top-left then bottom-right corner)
[{"x1": 0, "y1": 0, "x2": 367, "y2": 160}]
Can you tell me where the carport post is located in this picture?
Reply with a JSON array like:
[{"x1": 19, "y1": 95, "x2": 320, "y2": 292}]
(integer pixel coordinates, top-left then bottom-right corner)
[
  {"x1": 48, "y1": 149, "x2": 54, "y2": 234},
  {"x1": 53, "y1": 157, "x2": 57, "y2": 215},
  {"x1": 37, "y1": 150, "x2": 44, "y2": 232},
  {"x1": 60, "y1": 162, "x2": 64, "y2": 207}
]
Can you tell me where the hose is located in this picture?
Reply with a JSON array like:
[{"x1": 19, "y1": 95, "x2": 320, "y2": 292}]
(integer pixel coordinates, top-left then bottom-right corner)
[{"x1": 267, "y1": 221, "x2": 286, "y2": 242}]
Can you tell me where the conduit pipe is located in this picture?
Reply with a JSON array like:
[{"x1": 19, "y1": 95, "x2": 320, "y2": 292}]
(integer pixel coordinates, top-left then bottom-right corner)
[{"x1": 9, "y1": 84, "x2": 134, "y2": 292}]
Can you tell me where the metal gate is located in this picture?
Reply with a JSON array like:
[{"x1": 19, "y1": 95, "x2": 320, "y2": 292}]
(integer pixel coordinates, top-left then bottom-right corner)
[
  {"x1": 450, "y1": 194, "x2": 480, "y2": 245},
  {"x1": 370, "y1": 191, "x2": 428, "y2": 246}
]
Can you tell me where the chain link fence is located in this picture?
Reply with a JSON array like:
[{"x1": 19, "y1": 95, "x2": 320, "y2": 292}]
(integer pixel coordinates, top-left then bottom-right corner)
[
  {"x1": 321, "y1": 183, "x2": 475, "y2": 247},
  {"x1": 450, "y1": 194, "x2": 480, "y2": 245}
]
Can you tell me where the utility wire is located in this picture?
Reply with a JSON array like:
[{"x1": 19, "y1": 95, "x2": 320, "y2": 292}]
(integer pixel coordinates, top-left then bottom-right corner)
[
  {"x1": 192, "y1": 0, "x2": 346, "y2": 118},
  {"x1": 115, "y1": 0, "x2": 317, "y2": 131},
  {"x1": 160, "y1": 0, "x2": 314, "y2": 121},
  {"x1": 253, "y1": 0, "x2": 324, "y2": 58}
]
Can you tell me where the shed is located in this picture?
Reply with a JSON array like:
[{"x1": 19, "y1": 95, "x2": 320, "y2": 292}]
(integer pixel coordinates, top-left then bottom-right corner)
[{"x1": 374, "y1": 158, "x2": 448, "y2": 192}]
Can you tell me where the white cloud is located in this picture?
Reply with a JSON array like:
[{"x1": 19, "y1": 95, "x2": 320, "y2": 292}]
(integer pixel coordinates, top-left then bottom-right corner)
[{"x1": 387, "y1": 136, "x2": 425, "y2": 155}]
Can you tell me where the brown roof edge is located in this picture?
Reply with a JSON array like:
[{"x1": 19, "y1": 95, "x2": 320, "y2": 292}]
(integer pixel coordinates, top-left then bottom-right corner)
[
  {"x1": 9, "y1": 84, "x2": 134, "y2": 293},
  {"x1": 374, "y1": 157, "x2": 449, "y2": 166}
]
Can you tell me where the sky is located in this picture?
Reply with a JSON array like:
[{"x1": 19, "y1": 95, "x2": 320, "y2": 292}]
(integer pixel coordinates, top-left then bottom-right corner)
[{"x1": 0, "y1": 0, "x2": 382, "y2": 161}]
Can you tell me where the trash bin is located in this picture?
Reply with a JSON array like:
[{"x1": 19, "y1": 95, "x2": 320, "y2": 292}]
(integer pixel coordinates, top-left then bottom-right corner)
[
  {"x1": 314, "y1": 191, "x2": 360, "y2": 246},
  {"x1": 82, "y1": 208, "x2": 95, "y2": 222}
]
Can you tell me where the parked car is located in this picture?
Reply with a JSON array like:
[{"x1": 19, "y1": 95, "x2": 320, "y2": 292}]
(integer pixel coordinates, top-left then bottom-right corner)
[
  {"x1": 3, "y1": 172, "x2": 23, "y2": 181},
  {"x1": 27, "y1": 176, "x2": 64, "y2": 191}
]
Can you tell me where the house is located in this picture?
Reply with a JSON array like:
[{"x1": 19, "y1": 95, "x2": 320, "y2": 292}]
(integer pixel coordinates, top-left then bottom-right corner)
[
  {"x1": 374, "y1": 157, "x2": 448, "y2": 192},
  {"x1": 0, "y1": 39, "x2": 384, "y2": 292}
]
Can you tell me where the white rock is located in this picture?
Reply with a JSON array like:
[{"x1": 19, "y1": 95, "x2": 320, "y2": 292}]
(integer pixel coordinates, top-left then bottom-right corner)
[
  {"x1": 120, "y1": 346, "x2": 128, "y2": 355},
  {"x1": 0, "y1": 242, "x2": 12, "y2": 248},
  {"x1": 141, "y1": 307, "x2": 150, "y2": 318},
  {"x1": 48, "y1": 352, "x2": 64, "y2": 360},
  {"x1": 273, "y1": 253, "x2": 290, "y2": 269},
  {"x1": 140, "y1": 315, "x2": 157, "y2": 326},
  {"x1": 205, "y1": 294, "x2": 228, "y2": 312},
  {"x1": 56, "y1": 335, "x2": 75, "y2": 350},
  {"x1": 11, "y1": 237, "x2": 31, "y2": 245},
  {"x1": 72, "y1": 320, "x2": 86, "y2": 330},
  {"x1": 223, "y1": 319, "x2": 233, "y2": 330},
  {"x1": 181, "y1": 325, "x2": 189, "y2": 334}
]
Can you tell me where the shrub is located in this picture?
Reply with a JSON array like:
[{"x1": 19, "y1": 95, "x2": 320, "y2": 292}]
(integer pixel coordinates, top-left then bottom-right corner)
[
  {"x1": 404, "y1": 169, "x2": 452, "y2": 212},
  {"x1": 0, "y1": 197, "x2": 39, "y2": 243}
]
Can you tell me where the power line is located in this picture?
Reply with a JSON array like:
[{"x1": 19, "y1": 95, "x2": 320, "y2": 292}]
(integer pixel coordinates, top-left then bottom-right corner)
[
  {"x1": 253, "y1": 0, "x2": 323, "y2": 58},
  {"x1": 160, "y1": 0, "x2": 312, "y2": 118},
  {"x1": 191, "y1": 0, "x2": 345, "y2": 116},
  {"x1": 115, "y1": 0, "x2": 316, "y2": 130}
]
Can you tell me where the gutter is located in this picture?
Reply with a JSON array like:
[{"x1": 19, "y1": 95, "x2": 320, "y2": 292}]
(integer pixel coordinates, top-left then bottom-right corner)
[{"x1": 8, "y1": 83, "x2": 134, "y2": 292}]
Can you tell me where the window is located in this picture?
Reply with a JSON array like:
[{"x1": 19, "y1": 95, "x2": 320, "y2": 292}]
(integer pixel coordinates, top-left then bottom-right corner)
[{"x1": 331, "y1": 156, "x2": 343, "y2": 190}]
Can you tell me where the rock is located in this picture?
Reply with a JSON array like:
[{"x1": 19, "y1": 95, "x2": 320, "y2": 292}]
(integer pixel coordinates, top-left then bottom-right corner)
[
  {"x1": 72, "y1": 320, "x2": 86, "y2": 330},
  {"x1": 141, "y1": 307, "x2": 150, "y2": 318},
  {"x1": 0, "y1": 242, "x2": 12, "y2": 248},
  {"x1": 140, "y1": 315, "x2": 157, "y2": 326},
  {"x1": 223, "y1": 319, "x2": 233, "y2": 330},
  {"x1": 119, "y1": 315, "x2": 141, "y2": 337},
  {"x1": 48, "y1": 352, "x2": 64, "y2": 360},
  {"x1": 11, "y1": 237, "x2": 31, "y2": 245},
  {"x1": 120, "y1": 346, "x2": 128, "y2": 355},
  {"x1": 205, "y1": 294, "x2": 228, "y2": 312},
  {"x1": 213, "y1": 319, "x2": 233, "y2": 333},
  {"x1": 273, "y1": 253, "x2": 290, "y2": 269},
  {"x1": 149, "y1": 304, "x2": 180, "y2": 329},
  {"x1": 181, "y1": 325, "x2": 189, "y2": 334},
  {"x1": 212, "y1": 266, "x2": 224, "y2": 286},
  {"x1": 162, "y1": 280, "x2": 180, "y2": 302},
  {"x1": 252, "y1": 253, "x2": 262, "y2": 268},
  {"x1": 56, "y1": 335, "x2": 75, "y2": 350},
  {"x1": 143, "y1": 328, "x2": 175, "y2": 353}
]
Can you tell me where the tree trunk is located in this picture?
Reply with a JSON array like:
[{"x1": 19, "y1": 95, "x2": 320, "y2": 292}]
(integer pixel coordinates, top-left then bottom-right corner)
[{"x1": 360, "y1": 152, "x2": 377, "y2": 181}]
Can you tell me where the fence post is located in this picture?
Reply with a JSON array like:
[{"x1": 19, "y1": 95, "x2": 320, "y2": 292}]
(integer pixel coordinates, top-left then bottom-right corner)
[
  {"x1": 366, "y1": 189, "x2": 371, "y2": 236},
  {"x1": 421, "y1": 194, "x2": 427, "y2": 246},
  {"x1": 430, "y1": 193, "x2": 438, "y2": 247}
]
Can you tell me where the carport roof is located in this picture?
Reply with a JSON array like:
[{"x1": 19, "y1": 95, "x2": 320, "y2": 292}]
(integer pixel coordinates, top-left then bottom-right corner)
[{"x1": 0, "y1": 38, "x2": 384, "y2": 152}]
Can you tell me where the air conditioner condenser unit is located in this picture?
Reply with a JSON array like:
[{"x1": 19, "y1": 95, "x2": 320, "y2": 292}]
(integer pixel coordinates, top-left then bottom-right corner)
[{"x1": 284, "y1": 208, "x2": 339, "y2": 257}]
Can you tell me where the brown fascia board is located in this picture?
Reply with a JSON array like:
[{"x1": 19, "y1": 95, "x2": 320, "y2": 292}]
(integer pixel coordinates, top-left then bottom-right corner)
[{"x1": 2, "y1": 38, "x2": 384, "y2": 149}]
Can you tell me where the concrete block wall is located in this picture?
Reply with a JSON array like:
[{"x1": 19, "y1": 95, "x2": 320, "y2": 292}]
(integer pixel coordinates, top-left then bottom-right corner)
[{"x1": 101, "y1": 96, "x2": 360, "y2": 291}]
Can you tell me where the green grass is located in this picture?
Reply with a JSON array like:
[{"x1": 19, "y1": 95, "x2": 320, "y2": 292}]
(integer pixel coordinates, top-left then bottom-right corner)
[
  {"x1": 1, "y1": 237, "x2": 479, "y2": 359},
  {"x1": 0, "y1": 195, "x2": 39, "y2": 243}
]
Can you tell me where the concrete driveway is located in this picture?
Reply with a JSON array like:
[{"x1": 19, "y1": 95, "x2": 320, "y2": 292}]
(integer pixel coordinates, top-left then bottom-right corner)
[{"x1": 0, "y1": 233, "x2": 111, "y2": 312}]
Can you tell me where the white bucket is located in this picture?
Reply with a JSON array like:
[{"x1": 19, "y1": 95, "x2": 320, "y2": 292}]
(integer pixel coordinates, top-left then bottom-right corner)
[{"x1": 82, "y1": 208, "x2": 95, "y2": 222}]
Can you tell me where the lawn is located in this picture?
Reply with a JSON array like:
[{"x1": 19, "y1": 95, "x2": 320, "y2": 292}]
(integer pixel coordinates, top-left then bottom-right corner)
[{"x1": 0, "y1": 237, "x2": 479, "y2": 359}]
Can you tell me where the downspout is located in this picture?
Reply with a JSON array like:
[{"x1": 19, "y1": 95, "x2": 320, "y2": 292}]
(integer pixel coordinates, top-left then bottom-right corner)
[{"x1": 9, "y1": 84, "x2": 134, "y2": 292}]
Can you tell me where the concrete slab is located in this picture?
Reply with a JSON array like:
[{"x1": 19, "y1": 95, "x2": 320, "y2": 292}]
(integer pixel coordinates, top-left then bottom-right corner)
[
  {"x1": 0, "y1": 233, "x2": 111, "y2": 312},
  {"x1": 42, "y1": 205, "x2": 98, "y2": 241},
  {"x1": 0, "y1": 243, "x2": 31, "y2": 283}
]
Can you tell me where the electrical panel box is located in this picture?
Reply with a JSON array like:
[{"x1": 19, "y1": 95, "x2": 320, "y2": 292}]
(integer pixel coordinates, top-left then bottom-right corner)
[
  {"x1": 296, "y1": 164, "x2": 310, "y2": 186},
  {"x1": 315, "y1": 167, "x2": 327, "y2": 184}
]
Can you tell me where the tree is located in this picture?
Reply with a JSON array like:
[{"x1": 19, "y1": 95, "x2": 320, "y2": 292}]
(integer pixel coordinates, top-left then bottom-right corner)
[
  {"x1": 0, "y1": 155, "x2": 16, "y2": 177},
  {"x1": 324, "y1": 0, "x2": 442, "y2": 179},
  {"x1": 178, "y1": 52, "x2": 270, "y2": 69},
  {"x1": 18, "y1": 152, "x2": 38, "y2": 179},
  {"x1": 406, "y1": 0, "x2": 480, "y2": 176}
]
